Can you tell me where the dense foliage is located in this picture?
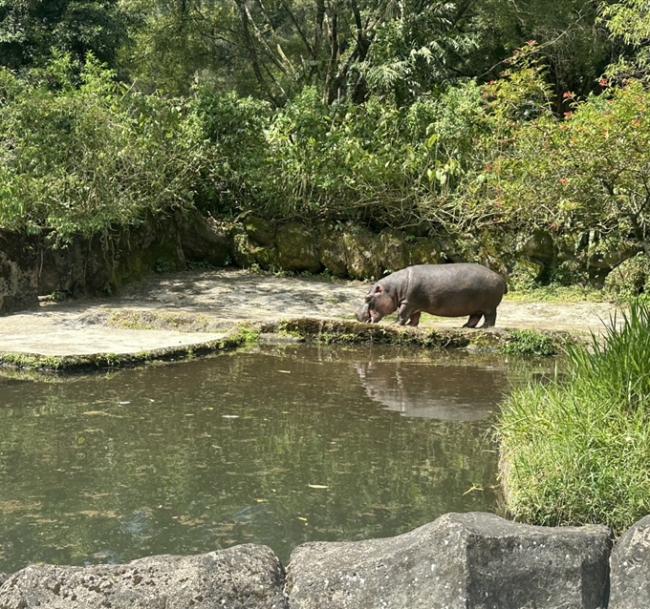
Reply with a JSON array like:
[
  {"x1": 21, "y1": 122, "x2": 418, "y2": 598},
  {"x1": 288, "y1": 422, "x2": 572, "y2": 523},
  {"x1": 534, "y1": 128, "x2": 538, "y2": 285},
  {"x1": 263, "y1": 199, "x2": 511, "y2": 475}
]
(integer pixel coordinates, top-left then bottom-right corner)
[
  {"x1": 0, "y1": 55, "x2": 213, "y2": 239},
  {"x1": 498, "y1": 299, "x2": 650, "y2": 531},
  {"x1": 0, "y1": 0, "x2": 649, "y2": 283}
]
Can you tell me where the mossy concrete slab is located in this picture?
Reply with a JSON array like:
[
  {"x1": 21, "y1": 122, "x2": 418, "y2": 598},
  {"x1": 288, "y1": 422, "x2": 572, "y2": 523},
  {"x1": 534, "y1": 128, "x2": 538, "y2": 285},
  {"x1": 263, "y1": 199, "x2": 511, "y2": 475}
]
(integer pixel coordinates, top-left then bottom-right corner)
[{"x1": 0, "y1": 269, "x2": 620, "y2": 371}]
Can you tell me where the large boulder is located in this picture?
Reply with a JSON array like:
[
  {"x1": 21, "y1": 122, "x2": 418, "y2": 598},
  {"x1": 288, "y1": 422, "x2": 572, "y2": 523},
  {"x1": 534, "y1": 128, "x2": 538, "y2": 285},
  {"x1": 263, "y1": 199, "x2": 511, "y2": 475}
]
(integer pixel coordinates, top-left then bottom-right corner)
[
  {"x1": 508, "y1": 258, "x2": 545, "y2": 290},
  {"x1": 286, "y1": 512, "x2": 610, "y2": 609},
  {"x1": 408, "y1": 238, "x2": 443, "y2": 266},
  {"x1": 319, "y1": 229, "x2": 349, "y2": 277},
  {"x1": 521, "y1": 229, "x2": 556, "y2": 267},
  {"x1": 244, "y1": 216, "x2": 276, "y2": 247},
  {"x1": 180, "y1": 210, "x2": 232, "y2": 266},
  {"x1": 0, "y1": 230, "x2": 39, "y2": 314},
  {"x1": 232, "y1": 231, "x2": 280, "y2": 270},
  {"x1": 609, "y1": 515, "x2": 650, "y2": 609},
  {"x1": 276, "y1": 224, "x2": 322, "y2": 273},
  {"x1": 341, "y1": 228, "x2": 382, "y2": 280},
  {"x1": 604, "y1": 253, "x2": 650, "y2": 297},
  {"x1": 0, "y1": 545, "x2": 287, "y2": 609},
  {"x1": 377, "y1": 230, "x2": 409, "y2": 273}
]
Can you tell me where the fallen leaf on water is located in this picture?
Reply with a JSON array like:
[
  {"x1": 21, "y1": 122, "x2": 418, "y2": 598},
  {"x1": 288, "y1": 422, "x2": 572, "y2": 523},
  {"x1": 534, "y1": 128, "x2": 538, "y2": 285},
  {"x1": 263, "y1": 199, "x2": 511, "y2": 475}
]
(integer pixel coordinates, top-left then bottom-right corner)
[{"x1": 307, "y1": 484, "x2": 329, "y2": 489}]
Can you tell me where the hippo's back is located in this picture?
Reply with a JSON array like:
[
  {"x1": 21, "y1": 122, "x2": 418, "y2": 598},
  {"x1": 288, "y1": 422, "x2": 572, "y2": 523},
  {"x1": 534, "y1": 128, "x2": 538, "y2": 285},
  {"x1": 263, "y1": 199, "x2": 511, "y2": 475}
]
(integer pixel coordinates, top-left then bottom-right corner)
[{"x1": 408, "y1": 263, "x2": 507, "y2": 316}]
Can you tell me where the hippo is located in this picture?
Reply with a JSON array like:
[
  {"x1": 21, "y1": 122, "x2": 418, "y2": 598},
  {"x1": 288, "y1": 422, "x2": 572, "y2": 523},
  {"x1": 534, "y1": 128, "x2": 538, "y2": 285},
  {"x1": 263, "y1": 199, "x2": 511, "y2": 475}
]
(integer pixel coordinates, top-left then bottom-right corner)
[{"x1": 355, "y1": 263, "x2": 507, "y2": 328}]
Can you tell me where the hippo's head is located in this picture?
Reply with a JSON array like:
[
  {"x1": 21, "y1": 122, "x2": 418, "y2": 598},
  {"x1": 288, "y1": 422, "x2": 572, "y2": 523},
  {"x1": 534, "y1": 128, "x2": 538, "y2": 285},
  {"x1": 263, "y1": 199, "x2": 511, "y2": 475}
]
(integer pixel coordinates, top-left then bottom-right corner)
[{"x1": 356, "y1": 284, "x2": 396, "y2": 323}]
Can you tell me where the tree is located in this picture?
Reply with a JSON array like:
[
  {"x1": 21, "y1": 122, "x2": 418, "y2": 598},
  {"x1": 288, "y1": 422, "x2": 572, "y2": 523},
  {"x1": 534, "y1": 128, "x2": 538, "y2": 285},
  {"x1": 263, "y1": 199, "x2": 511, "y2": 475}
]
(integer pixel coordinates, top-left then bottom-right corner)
[
  {"x1": 0, "y1": 0, "x2": 128, "y2": 70},
  {"x1": 601, "y1": 0, "x2": 650, "y2": 80}
]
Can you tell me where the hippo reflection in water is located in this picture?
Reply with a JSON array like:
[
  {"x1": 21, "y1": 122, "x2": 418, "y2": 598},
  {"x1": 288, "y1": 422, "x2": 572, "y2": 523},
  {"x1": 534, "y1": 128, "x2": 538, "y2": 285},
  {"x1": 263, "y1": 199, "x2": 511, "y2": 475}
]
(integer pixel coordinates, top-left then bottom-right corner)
[
  {"x1": 356, "y1": 263, "x2": 508, "y2": 328},
  {"x1": 355, "y1": 360, "x2": 506, "y2": 421}
]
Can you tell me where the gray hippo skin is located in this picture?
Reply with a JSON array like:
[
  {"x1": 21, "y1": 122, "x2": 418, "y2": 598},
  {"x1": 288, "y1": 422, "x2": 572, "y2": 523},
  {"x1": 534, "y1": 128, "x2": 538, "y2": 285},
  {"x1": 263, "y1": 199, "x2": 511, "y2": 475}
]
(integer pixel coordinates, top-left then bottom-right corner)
[{"x1": 356, "y1": 263, "x2": 507, "y2": 328}]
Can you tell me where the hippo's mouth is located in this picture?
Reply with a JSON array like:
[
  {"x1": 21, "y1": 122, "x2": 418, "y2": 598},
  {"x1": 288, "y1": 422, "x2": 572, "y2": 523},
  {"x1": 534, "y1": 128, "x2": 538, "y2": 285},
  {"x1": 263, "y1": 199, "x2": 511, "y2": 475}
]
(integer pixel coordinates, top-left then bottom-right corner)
[{"x1": 369, "y1": 309, "x2": 382, "y2": 323}]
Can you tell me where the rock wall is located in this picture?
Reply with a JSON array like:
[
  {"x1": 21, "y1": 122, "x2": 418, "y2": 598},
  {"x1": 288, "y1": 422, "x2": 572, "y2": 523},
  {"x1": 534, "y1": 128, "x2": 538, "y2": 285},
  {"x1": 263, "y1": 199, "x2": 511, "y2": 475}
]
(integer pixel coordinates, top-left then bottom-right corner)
[
  {"x1": 0, "y1": 231, "x2": 39, "y2": 314},
  {"x1": 231, "y1": 217, "x2": 448, "y2": 280},
  {"x1": 0, "y1": 211, "x2": 232, "y2": 314},
  {"x1": 1, "y1": 211, "x2": 645, "y2": 314},
  {"x1": 1, "y1": 512, "x2": 648, "y2": 609}
]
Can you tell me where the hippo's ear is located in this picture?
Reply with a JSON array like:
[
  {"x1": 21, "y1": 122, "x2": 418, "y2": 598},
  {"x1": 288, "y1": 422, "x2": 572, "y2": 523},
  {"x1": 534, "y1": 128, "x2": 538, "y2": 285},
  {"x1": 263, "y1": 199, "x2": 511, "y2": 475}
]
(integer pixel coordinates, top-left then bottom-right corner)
[{"x1": 373, "y1": 285, "x2": 384, "y2": 293}]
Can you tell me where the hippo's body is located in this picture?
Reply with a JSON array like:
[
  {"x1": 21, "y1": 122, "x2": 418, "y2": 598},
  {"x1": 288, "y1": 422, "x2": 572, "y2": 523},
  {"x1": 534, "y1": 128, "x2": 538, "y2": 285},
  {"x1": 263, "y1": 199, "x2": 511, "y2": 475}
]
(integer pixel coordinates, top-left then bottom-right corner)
[{"x1": 356, "y1": 263, "x2": 507, "y2": 328}]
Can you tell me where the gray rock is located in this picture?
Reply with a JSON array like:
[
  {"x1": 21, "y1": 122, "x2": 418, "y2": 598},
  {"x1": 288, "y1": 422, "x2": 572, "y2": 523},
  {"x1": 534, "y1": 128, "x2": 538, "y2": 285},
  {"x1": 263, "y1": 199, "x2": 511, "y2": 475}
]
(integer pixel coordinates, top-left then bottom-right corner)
[
  {"x1": 276, "y1": 224, "x2": 322, "y2": 273},
  {"x1": 286, "y1": 512, "x2": 610, "y2": 609},
  {"x1": 609, "y1": 515, "x2": 650, "y2": 609},
  {"x1": 319, "y1": 230, "x2": 348, "y2": 277},
  {"x1": 0, "y1": 545, "x2": 287, "y2": 609},
  {"x1": 0, "y1": 574, "x2": 7, "y2": 587},
  {"x1": 341, "y1": 228, "x2": 381, "y2": 280},
  {"x1": 244, "y1": 216, "x2": 276, "y2": 247},
  {"x1": 180, "y1": 210, "x2": 232, "y2": 266}
]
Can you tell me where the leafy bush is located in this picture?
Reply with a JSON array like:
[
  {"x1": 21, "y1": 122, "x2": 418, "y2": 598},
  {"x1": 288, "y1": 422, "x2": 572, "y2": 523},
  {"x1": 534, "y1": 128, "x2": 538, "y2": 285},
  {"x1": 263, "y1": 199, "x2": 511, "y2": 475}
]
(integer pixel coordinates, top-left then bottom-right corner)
[
  {"x1": 502, "y1": 330, "x2": 559, "y2": 357},
  {"x1": 604, "y1": 253, "x2": 650, "y2": 296},
  {"x1": 475, "y1": 79, "x2": 650, "y2": 273},
  {"x1": 0, "y1": 55, "x2": 215, "y2": 241},
  {"x1": 498, "y1": 299, "x2": 650, "y2": 532}
]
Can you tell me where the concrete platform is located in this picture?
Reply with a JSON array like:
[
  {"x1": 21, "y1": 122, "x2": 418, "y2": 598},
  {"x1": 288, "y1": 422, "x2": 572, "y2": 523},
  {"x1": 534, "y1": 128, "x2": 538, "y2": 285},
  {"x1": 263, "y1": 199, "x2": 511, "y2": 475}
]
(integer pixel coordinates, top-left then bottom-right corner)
[{"x1": 0, "y1": 269, "x2": 620, "y2": 370}]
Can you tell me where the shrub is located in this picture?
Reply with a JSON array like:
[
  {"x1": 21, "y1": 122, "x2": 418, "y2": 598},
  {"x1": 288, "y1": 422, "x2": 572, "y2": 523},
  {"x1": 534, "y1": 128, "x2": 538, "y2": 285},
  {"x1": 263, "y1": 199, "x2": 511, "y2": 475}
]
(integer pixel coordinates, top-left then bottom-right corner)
[
  {"x1": 498, "y1": 299, "x2": 650, "y2": 532},
  {"x1": 0, "y1": 55, "x2": 215, "y2": 241},
  {"x1": 502, "y1": 330, "x2": 559, "y2": 357},
  {"x1": 604, "y1": 253, "x2": 650, "y2": 297}
]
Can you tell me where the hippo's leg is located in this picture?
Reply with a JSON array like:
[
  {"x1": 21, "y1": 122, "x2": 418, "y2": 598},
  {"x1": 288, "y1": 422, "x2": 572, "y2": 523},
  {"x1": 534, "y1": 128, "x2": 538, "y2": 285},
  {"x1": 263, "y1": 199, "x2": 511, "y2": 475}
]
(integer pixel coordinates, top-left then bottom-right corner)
[
  {"x1": 397, "y1": 303, "x2": 413, "y2": 326},
  {"x1": 407, "y1": 312, "x2": 421, "y2": 327},
  {"x1": 482, "y1": 310, "x2": 497, "y2": 328},
  {"x1": 463, "y1": 313, "x2": 483, "y2": 328}
]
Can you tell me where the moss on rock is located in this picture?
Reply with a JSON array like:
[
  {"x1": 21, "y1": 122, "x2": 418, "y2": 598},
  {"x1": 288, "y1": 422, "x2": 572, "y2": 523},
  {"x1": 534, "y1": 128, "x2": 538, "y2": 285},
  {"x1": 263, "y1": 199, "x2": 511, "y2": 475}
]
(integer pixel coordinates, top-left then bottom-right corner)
[
  {"x1": 0, "y1": 330, "x2": 249, "y2": 373},
  {"x1": 378, "y1": 230, "x2": 410, "y2": 273},
  {"x1": 244, "y1": 216, "x2": 276, "y2": 247},
  {"x1": 319, "y1": 229, "x2": 349, "y2": 277},
  {"x1": 605, "y1": 253, "x2": 650, "y2": 297},
  {"x1": 509, "y1": 259, "x2": 545, "y2": 291},
  {"x1": 408, "y1": 238, "x2": 444, "y2": 266},
  {"x1": 232, "y1": 232, "x2": 280, "y2": 270},
  {"x1": 276, "y1": 223, "x2": 322, "y2": 273},
  {"x1": 342, "y1": 228, "x2": 382, "y2": 279}
]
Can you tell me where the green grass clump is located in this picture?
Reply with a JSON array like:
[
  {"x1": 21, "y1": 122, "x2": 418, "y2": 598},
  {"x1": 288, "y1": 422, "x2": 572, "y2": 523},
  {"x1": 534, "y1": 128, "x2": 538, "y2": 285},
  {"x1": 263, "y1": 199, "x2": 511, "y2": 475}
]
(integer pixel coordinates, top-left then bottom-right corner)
[
  {"x1": 502, "y1": 330, "x2": 560, "y2": 357},
  {"x1": 498, "y1": 299, "x2": 650, "y2": 532}
]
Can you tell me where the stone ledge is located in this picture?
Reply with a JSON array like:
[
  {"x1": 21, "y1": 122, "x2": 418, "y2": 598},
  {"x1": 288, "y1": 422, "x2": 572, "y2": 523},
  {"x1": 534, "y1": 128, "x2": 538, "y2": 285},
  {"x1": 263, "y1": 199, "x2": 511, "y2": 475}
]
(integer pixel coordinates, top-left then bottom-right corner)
[
  {"x1": 0, "y1": 316, "x2": 576, "y2": 373},
  {"x1": 0, "y1": 331, "x2": 248, "y2": 373}
]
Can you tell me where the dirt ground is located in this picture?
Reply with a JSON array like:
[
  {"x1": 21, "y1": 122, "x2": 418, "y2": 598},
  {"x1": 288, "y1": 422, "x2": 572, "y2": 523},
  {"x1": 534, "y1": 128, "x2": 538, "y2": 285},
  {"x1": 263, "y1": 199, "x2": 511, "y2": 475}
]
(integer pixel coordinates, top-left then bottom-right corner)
[{"x1": 0, "y1": 269, "x2": 620, "y2": 357}]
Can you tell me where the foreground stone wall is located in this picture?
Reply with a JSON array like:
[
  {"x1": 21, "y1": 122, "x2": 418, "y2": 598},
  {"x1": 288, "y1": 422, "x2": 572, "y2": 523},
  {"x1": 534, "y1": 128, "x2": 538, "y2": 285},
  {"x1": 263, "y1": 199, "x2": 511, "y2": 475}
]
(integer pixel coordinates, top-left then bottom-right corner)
[{"x1": 1, "y1": 512, "x2": 648, "y2": 609}]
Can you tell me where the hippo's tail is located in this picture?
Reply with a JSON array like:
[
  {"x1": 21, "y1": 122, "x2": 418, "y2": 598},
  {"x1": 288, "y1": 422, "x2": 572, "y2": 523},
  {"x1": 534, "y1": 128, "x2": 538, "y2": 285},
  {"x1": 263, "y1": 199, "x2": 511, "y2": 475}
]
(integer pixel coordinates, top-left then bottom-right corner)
[{"x1": 504, "y1": 282, "x2": 508, "y2": 294}]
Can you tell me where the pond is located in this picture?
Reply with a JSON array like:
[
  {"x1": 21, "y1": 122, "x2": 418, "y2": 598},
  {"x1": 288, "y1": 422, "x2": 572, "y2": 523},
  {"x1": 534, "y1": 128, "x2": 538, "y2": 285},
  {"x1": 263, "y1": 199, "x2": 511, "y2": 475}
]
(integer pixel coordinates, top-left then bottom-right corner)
[{"x1": 0, "y1": 344, "x2": 545, "y2": 572}]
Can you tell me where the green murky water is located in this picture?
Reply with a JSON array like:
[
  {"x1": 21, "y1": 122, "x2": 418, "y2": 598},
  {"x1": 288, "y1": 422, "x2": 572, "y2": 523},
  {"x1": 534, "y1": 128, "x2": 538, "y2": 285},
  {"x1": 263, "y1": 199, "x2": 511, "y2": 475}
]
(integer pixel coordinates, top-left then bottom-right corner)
[{"x1": 0, "y1": 344, "x2": 543, "y2": 571}]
